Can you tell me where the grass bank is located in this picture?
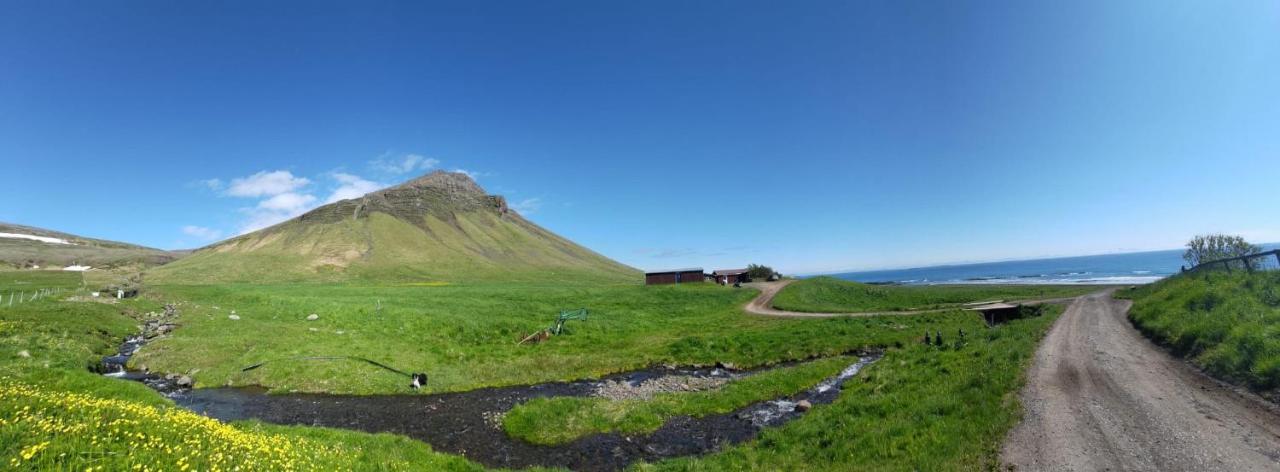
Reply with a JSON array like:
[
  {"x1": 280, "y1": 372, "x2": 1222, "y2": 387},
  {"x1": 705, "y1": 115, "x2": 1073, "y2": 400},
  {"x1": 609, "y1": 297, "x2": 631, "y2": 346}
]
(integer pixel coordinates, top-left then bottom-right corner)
[
  {"x1": 503, "y1": 356, "x2": 854, "y2": 445},
  {"x1": 1121, "y1": 271, "x2": 1280, "y2": 395},
  {"x1": 773, "y1": 276, "x2": 1096, "y2": 312}
]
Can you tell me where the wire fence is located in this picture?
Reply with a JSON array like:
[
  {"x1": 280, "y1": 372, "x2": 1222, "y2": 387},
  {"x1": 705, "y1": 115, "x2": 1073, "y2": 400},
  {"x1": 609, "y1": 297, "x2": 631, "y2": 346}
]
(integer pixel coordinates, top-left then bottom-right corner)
[
  {"x1": 0, "y1": 287, "x2": 74, "y2": 308},
  {"x1": 1185, "y1": 249, "x2": 1280, "y2": 274}
]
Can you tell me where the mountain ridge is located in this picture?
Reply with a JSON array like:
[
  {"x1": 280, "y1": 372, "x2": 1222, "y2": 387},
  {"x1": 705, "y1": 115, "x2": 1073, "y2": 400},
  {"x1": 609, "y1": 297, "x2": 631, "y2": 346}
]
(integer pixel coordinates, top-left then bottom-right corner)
[{"x1": 0, "y1": 222, "x2": 181, "y2": 270}]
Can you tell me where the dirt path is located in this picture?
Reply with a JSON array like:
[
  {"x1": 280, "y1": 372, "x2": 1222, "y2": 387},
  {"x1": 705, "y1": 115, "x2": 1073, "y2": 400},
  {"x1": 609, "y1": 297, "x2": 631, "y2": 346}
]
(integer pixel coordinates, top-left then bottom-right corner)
[
  {"x1": 1001, "y1": 291, "x2": 1280, "y2": 471},
  {"x1": 742, "y1": 280, "x2": 1076, "y2": 318}
]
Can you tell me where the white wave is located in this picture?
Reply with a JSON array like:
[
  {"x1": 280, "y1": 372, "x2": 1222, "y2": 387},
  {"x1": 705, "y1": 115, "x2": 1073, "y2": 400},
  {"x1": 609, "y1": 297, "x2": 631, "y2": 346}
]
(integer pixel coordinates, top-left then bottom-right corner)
[{"x1": 939, "y1": 275, "x2": 1165, "y2": 285}]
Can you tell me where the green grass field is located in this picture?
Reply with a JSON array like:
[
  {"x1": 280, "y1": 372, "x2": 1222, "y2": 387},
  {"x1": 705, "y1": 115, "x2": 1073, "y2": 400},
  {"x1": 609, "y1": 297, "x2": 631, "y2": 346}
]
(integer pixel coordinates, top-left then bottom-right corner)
[
  {"x1": 1122, "y1": 270, "x2": 1280, "y2": 393},
  {"x1": 136, "y1": 282, "x2": 978, "y2": 394},
  {"x1": 1, "y1": 274, "x2": 1065, "y2": 470},
  {"x1": 772, "y1": 276, "x2": 1099, "y2": 312},
  {"x1": 0, "y1": 270, "x2": 82, "y2": 299}
]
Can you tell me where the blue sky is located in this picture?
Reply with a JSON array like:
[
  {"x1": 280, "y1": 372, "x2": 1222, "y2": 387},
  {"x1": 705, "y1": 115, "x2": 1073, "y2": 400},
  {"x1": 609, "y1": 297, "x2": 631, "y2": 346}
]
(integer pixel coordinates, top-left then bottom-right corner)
[{"x1": 3, "y1": 1, "x2": 1278, "y2": 275}]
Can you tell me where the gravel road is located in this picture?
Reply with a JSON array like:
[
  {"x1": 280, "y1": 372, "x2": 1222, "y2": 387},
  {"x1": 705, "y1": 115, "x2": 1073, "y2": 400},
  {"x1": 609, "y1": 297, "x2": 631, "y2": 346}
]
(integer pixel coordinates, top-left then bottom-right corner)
[
  {"x1": 742, "y1": 280, "x2": 1075, "y2": 318},
  {"x1": 1001, "y1": 291, "x2": 1280, "y2": 471}
]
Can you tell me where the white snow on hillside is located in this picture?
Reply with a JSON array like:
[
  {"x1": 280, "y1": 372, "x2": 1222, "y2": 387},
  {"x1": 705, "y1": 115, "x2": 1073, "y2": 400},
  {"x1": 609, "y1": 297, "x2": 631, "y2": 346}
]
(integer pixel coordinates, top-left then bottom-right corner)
[
  {"x1": 0, "y1": 232, "x2": 75, "y2": 245},
  {"x1": 63, "y1": 265, "x2": 92, "y2": 271}
]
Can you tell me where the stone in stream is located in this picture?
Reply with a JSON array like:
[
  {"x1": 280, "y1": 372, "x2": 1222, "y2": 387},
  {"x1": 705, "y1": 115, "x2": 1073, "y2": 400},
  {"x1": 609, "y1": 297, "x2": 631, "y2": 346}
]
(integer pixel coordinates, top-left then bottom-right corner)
[
  {"x1": 177, "y1": 376, "x2": 193, "y2": 387},
  {"x1": 306, "y1": 314, "x2": 319, "y2": 321},
  {"x1": 795, "y1": 400, "x2": 812, "y2": 412}
]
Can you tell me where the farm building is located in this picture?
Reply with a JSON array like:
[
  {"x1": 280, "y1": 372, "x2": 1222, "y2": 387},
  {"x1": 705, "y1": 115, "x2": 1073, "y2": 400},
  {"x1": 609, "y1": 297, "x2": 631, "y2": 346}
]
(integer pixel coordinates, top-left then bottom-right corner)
[
  {"x1": 712, "y1": 269, "x2": 750, "y2": 285},
  {"x1": 645, "y1": 268, "x2": 706, "y2": 285}
]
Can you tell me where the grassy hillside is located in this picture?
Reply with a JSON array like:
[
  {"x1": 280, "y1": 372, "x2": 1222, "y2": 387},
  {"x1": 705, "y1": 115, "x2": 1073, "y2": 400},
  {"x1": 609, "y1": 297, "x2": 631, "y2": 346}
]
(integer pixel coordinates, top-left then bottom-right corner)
[
  {"x1": 772, "y1": 276, "x2": 1099, "y2": 312},
  {"x1": 1122, "y1": 271, "x2": 1280, "y2": 395},
  {"x1": 149, "y1": 172, "x2": 637, "y2": 284},
  {"x1": 0, "y1": 222, "x2": 179, "y2": 270}
]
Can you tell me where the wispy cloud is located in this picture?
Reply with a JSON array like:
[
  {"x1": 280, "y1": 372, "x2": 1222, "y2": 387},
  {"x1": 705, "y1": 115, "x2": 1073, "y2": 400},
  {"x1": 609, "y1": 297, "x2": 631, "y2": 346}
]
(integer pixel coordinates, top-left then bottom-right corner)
[
  {"x1": 325, "y1": 173, "x2": 385, "y2": 204},
  {"x1": 226, "y1": 170, "x2": 310, "y2": 197},
  {"x1": 372, "y1": 153, "x2": 440, "y2": 174},
  {"x1": 181, "y1": 225, "x2": 223, "y2": 242},
  {"x1": 510, "y1": 197, "x2": 542, "y2": 215},
  {"x1": 633, "y1": 247, "x2": 700, "y2": 259}
]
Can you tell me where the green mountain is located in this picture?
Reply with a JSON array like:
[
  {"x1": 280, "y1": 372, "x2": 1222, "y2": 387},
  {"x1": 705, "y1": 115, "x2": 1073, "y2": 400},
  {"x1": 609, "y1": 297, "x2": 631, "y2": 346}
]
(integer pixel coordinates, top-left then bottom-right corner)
[
  {"x1": 148, "y1": 171, "x2": 639, "y2": 284},
  {"x1": 0, "y1": 222, "x2": 181, "y2": 270}
]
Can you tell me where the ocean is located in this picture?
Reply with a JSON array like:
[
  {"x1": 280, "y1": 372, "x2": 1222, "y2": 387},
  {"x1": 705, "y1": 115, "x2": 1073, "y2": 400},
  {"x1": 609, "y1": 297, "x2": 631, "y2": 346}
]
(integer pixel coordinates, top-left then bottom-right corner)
[{"x1": 818, "y1": 245, "x2": 1279, "y2": 285}]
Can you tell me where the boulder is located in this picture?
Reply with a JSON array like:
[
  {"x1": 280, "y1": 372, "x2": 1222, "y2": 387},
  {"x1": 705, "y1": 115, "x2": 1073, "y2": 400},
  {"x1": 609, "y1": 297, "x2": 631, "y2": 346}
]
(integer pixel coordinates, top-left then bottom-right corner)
[
  {"x1": 228, "y1": 315, "x2": 240, "y2": 321},
  {"x1": 795, "y1": 400, "x2": 812, "y2": 412},
  {"x1": 306, "y1": 314, "x2": 319, "y2": 321},
  {"x1": 16, "y1": 350, "x2": 30, "y2": 358},
  {"x1": 176, "y1": 376, "x2": 193, "y2": 388}
]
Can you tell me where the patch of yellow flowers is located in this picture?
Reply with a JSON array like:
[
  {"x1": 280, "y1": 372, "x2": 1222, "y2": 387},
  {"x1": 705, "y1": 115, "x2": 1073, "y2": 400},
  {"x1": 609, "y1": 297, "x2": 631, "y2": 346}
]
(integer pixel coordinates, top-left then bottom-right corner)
[{"x1": 0, "y1": 379, "x2": 348, "y2": 471}]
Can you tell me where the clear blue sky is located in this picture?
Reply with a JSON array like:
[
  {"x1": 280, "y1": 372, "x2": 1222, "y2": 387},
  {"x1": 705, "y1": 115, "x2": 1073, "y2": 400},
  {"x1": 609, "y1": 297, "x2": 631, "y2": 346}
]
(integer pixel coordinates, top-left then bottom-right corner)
[{"x1": 3, "y1": 1, "x2": 1278, "y2": 274}]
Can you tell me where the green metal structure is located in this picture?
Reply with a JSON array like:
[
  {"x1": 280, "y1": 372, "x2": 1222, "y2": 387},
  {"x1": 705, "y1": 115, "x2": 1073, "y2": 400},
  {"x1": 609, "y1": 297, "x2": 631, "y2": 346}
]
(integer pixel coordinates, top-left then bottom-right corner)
[{"x1": 551, "y1": 308, "x2": 589, "y2": 335}]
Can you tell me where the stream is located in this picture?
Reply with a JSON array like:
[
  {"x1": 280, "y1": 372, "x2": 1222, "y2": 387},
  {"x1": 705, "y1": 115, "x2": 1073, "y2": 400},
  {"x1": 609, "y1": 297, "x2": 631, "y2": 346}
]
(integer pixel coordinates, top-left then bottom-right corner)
[{"x1": 101, "y1": 331, "x2": 878, "y2": 471}]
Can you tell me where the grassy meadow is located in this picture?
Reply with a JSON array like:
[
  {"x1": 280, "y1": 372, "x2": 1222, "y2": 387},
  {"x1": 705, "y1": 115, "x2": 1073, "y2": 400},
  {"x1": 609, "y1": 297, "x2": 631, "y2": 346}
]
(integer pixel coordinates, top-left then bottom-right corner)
[
  {"x1": 136, "y1": 282, "x2": 977, "y2": 394},
  {"x1": 0, "y1": 277, "x2": 498, "y2": 471},
  {"x1": 773, "y1": 276, "x2": 1099, "y2": 312},
  {"x1": 1122, "y1": 270, "x2": 1280, "y2": 394},
  {"x1": 0, "y1": 270, "x2": 1067, "y2": 470}
]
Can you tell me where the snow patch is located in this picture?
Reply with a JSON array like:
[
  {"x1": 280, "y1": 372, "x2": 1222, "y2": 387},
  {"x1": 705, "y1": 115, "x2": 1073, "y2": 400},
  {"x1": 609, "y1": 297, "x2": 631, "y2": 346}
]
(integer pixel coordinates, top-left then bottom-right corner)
[
  {"x1": 0, "y1": 232, "x2": 75, "y2": 245},
  {"x1": 63, "y1": 265, "x2": 92, "y2": 271}
]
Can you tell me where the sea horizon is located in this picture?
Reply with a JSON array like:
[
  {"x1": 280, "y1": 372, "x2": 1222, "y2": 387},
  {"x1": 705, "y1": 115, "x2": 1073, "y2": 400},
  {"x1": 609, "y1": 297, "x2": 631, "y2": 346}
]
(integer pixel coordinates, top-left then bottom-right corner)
[{"x1": 810, "y1": 244, "x2": 1279, "y2": 285}]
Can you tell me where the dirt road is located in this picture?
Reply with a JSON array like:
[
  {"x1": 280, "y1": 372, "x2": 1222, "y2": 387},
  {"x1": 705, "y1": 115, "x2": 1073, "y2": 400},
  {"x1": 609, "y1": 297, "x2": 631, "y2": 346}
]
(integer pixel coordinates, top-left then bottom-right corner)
[
  {"x1": 1001, "y1": 291, "x2": 1280, "y2": 471},
  {"x1": 742, "y1": 280, "x2": 1075, "y2": 318}
]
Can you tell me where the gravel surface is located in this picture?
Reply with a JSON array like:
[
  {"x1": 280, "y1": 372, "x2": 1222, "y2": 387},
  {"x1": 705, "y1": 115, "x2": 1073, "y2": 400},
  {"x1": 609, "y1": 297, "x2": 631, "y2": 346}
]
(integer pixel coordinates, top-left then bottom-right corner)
[
  {"x1": 742, "y1": 280, "x2": 1077, "y2": 318},
  {"x1": 1001, "y1": 291, "x2": 1280, "y2": 471},
  {"x1": 593, "y1": 375, "x2": 730, "y2": 401}
]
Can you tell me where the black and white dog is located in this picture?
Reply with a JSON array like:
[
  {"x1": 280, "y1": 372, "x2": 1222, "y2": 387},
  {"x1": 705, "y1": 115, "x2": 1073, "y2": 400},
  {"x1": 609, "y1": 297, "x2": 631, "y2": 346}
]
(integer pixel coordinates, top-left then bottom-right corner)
[{"x1": 410, "y1": 373, "x2": 429, "y2": 390}]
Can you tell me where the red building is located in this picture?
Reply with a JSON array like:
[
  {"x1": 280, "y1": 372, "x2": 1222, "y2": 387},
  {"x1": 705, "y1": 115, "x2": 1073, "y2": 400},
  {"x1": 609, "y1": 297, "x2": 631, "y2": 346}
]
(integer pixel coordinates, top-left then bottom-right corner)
[
  {"x1": 645, "y1": 268, "x2": 706, "y2": 285},
  {"x1": 712, "y1": 269, "x2": 750, "y2": 285}
]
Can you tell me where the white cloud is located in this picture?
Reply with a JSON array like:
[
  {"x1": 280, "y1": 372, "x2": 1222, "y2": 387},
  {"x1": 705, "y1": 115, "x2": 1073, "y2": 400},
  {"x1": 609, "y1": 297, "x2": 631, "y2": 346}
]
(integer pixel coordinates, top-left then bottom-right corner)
[
  {"x1": 257, "y1": 192, "x2": 317, "y2": 212},
  {"x1": 226, "y1": 170, "x2": 310, "y2": 197},
  {"x1": 181, "y1": 225, "x2": 223, "y2": 241},
  {"x1": 326, "y1": 173, "x2": 385, "y2": 203},
  {"x1": 238, "y1": 210, "x2": 294, "y2": 234},
  {"x1": 451, "y1": 168, "x2": 486, "y2": 180},
  {"x1": 201, "y1": 178, "x2": 223, "y2": 191},
  {"x1": 372, "y1": 153, "x2": 440, "y2": 174},
  {"x1": 511, "y1": 197, "x2": 542, "y2": 215}
]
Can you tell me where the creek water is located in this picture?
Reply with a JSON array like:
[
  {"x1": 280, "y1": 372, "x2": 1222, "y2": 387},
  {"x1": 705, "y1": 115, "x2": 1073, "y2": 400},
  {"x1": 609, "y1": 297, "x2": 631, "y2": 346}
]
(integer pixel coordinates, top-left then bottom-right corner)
[{"x1": 100, "y1": 333, "x2": 878, "y2": 471}]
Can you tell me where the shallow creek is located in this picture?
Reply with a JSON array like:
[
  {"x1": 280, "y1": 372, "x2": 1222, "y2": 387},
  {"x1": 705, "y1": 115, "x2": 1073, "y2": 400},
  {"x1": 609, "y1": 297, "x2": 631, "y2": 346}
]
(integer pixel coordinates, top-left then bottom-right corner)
[{"x1": 100, "y1": 334, "x2": 878, "y2": 471}]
